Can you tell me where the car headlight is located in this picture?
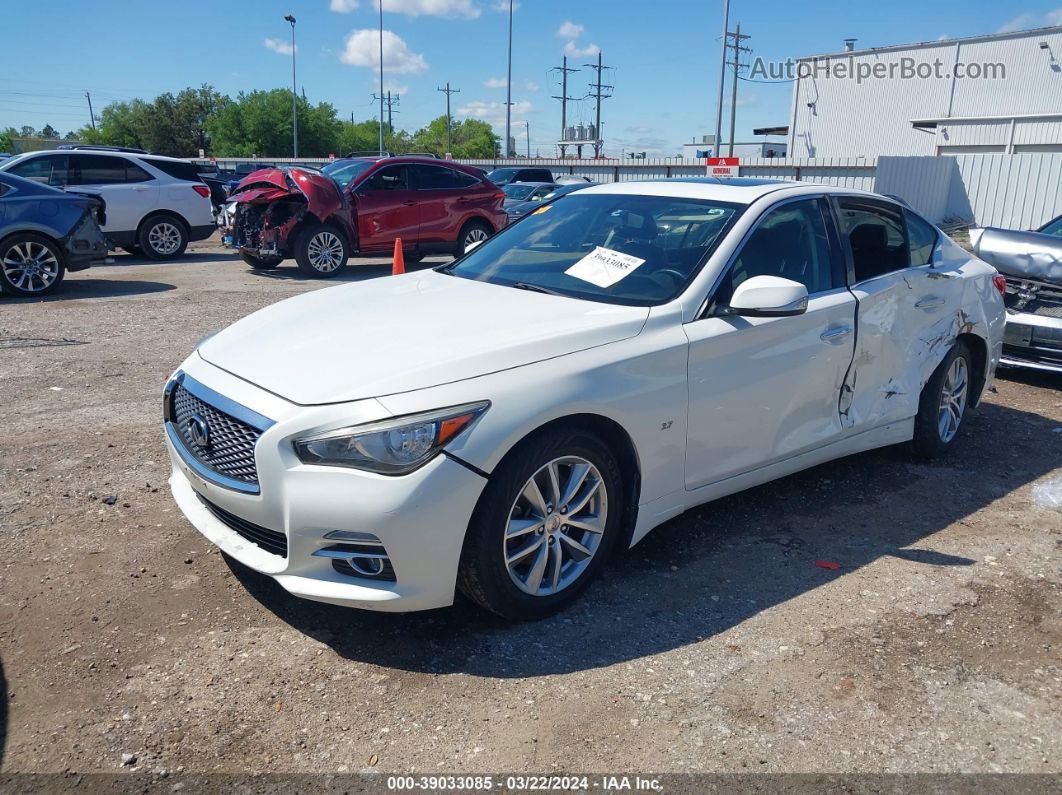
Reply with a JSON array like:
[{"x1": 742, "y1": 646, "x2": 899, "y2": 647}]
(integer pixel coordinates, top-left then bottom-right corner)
[{"x1": 293, "y1": 401, "x2": 489, "y2": 475}]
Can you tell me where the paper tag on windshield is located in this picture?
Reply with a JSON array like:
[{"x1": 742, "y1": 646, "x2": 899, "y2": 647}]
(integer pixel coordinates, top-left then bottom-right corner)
[{"x1": 564, "y1": 246, "x2": 646, "y2": 288}]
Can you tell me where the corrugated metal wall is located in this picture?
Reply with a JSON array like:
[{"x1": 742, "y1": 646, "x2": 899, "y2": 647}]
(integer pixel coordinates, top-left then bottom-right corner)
[{"x1": 951, "y1": 152, "x2": 1062, "y2": 228}]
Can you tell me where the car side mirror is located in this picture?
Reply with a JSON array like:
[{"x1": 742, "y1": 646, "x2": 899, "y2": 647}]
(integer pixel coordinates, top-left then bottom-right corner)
[
  {"x1": 465, "y1": 239, "x2": 486, "y2": 252},
  {"x1": 726, "y1": 275, "x2": 809, "y2": 317}
]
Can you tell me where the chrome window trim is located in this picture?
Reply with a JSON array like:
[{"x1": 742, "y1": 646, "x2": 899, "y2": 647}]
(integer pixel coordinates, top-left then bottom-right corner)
[{"x1": 163, "y1": 371, "x2": 275, "y2": 495}]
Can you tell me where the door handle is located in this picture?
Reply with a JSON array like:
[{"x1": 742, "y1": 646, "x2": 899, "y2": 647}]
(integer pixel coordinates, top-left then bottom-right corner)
[
  {"x1": 403, "y1": 200, "x2": 416, "y2": 206},
  {"x1": 820, "y1": 325, "x2": 852, "y2": 344},
  {"x1": 915, "y1": 296, "x2": 945, "y2": 310}
]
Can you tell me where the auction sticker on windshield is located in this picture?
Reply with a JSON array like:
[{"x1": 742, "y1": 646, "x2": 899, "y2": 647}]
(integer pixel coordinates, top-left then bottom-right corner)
[{"x1": 564, "y1": 246, "x2": 646, "y2": 288}]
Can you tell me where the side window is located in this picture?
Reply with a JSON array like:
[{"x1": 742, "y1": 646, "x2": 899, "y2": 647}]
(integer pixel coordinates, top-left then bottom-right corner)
[
  {"x1": 73, "y1": 155, "x2": 132, "y2": 185},
  {"x1": 837, "y1": 199, "x2": 909, "y2": 282},
  {"x1": 9, "y1": 155, "x2": 71, "y2": 187},
  {"x1": 716, "y1": 199, "x2": 837, "y2": 304},
  {"x1": 450, "y1": 169, "x2": 478, "y2": 188},
  {"x1": 124, "y1": 162, "x2": 153, "y2": 183},
  {"x1": 413, "y1": 165, "x2": 457, "y2": 190},
  {"x1": 1039, "y1": 216, "x2": 1062, "y2": 237},
  {"x1": 906, "y1": 210, "x2": 938, "y2": 266},
  {"x1": 363, "y1": 164, "x2": 408, "y2": 191}
]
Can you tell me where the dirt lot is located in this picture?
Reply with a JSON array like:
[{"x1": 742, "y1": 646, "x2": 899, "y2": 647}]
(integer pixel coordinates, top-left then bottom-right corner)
[{"x1": 1, "y1": 240, "x2": 1060, "y2": 782}]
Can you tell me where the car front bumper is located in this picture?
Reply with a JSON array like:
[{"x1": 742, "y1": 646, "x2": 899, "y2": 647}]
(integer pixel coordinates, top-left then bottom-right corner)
[
  {"x1": 164, "y1": 360, "x2": 488, "y2": 612},
  {"x1": 1001, "y1": 310, "x2": 1062, "y2": 373}
]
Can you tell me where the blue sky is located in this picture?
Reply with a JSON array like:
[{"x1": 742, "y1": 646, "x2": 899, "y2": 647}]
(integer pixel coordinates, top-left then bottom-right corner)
[{"x1": 3, "y1": 0, "x2": 1061, "y2": 156}]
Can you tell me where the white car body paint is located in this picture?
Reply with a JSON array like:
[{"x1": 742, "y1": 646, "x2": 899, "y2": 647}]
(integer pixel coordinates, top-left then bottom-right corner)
[{"x1": 165, "y1": 180, "x2": 1005, "y2": 612}]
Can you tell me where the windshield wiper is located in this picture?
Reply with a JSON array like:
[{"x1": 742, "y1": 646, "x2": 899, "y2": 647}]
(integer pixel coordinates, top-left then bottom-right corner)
[{"x1": 512, "y1": 282, "x2": 569, "y2": 297}]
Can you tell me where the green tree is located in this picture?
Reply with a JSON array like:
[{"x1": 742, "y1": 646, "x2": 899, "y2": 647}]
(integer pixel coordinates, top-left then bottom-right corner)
[
  {"x1": 0, "y1": 127, "x2": 17, "y2": 152},
  {"x1": 336, "y1": 119, "x2": 382, "y2": 156},
  {"x1": 207, "y1": 89, "x2": 341, "y2": 157},
  {"x1": 19, "y1": 125, "x2": 36, "y2": 137},
  {"x1": 411, "y1": 116, "x2": 499, "y2": 158},
  {"x1": 40, "y1": 124, "x2": 59, "y2": 139},
  {"x1": 137, "y1": 85, "x2": 224, "y2": 156}
]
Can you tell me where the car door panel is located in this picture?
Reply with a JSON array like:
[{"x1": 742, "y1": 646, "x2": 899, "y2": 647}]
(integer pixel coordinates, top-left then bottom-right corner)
[
  {"x1": 684, "y1": 197, "x2": 856, "y2": 490},
  {"x1": 352, "y1": 165, "x2": 419, "y2": 251},
  {"x1": 70, "y1": 154, "x2": 159, "y2": 236}
]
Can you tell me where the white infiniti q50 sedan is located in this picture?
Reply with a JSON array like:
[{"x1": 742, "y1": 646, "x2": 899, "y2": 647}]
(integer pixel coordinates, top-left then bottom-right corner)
[{"x1": 164, "y1": 179, "x2": 1006, "y2": 620}]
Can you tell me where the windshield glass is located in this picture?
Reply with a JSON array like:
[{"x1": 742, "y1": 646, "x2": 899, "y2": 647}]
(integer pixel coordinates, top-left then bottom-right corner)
[
  {"x1": 322, "y1": 159, "x2": 376, "y2": 189},
  {"x1": 487, "y1": 168, "x2": 518, "y2": 183},
  {"x1": 503, "y1": 183, "x2": 536, "y2": 200},
  {"x1": 446, "y1": 193, "x2": 742, "y2": 306}
]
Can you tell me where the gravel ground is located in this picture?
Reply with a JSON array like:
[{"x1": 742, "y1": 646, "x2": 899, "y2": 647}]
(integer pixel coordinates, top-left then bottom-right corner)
[{"x1": 0, "y1": 240, "x2": 1060, "y2": 781}]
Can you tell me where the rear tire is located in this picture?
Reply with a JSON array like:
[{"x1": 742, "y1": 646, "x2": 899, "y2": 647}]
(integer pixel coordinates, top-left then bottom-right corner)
[
  {"x1": 458, "y1": 220, "x2": 492, "y2": 254},
  {"x1": 294, "y1": 224, "x2": 348, "y2": 278},
  {"x1": 910, "y1": 340, "x2": 973, "y2": 459},
  {"x1": 138, "y1": 214, "x2": 188, "y2": 260},
  {"x1": 241, "y1": 252, "x2": 283, "y2": 270},
  {"x1": 457, "y1": 426, "x2": 622, "y2": 621},
  {"x1": 0, "y1": 233, "x2": 67, "y2": 297}
]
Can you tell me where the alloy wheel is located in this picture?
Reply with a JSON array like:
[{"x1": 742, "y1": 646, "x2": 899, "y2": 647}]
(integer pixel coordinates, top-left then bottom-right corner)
[
  {"x1": 148, "y1": 222, "x2": 182, "y2": 255},
  {"x1": 307, "y1": 231, "x2": 344, "y2": 272},
  {"x1": 503, "y1": 456, "x2": 607, "y2": 597},
  {"x1": 463, "y1": 226, "x2": 489, "y2": 252},
  {"x1": 2, "y1": 241, "x2": 60, "y2": 293},
  {"x1": 937, "y1": 356, "x2": 969, "y2": 443}
]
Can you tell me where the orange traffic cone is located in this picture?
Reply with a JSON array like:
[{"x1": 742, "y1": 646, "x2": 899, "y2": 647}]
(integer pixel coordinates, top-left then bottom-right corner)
[{"x1": 392, "y1": 237, "x2": 405, "y2": 275}]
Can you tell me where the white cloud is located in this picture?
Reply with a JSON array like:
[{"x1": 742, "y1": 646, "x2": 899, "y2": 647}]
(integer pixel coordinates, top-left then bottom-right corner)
[
  {"x1": 524, "y1": 79, "x2": 539, "y2": 92},
  {"x1": 493, "y1": 0, "x2": 519, "y2": 11},
  {"x1": 330, "y1": 0, "x2": 360, "y2": 11},
  {"x1": 383, "y1": 81, "x2": 409, "y2": 95},
  {"x1": 264, "y1": 38, "x2": 296, "y2": 56},
  {"x1": 377, "y1": 0, "x2": 480, "y2": 18},
  {"x1": 340, "y1": 29, "x2": 428, "y2": 73},
  {"x1": 484, "y1": 77, "x2": 507, "y2": 88},
  {"x1": 458, "y1": 99, "x2": 534, "y2": 127},
  {"x1": 998, "y1": 8, "x2": 1062, "y2": 32},
  {"x1": 564, "y1": 40, "x2": 600, "y2": 57},
  {"x1": 557, "y1": 20, "x2": 583, "y2": 39}
]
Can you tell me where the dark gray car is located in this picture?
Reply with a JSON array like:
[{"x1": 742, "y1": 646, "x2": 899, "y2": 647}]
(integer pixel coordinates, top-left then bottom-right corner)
[{"x1": 0, "y1": 171, "x2": 108, "y2": 296}]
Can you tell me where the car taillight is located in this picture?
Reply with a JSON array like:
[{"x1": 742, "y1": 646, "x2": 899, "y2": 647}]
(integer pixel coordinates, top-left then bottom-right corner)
[
  {"x1": 192, "y1": 184, "x2": 211, "y2": 198},
  {"x1": 992, "y1": 274, "x2": 1007, "y2": 296},
  {"x1": 493, "y1": 192, "x2": 506, "y2": 202}
]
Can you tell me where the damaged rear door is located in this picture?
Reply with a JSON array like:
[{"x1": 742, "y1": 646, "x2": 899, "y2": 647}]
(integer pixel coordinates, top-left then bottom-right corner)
[
  {"x1": 834, "y1": 197, "x2": 952, "y2": 431},
  {"x1": 350, "y1": 164, "x2": 419, "y2": 252}
]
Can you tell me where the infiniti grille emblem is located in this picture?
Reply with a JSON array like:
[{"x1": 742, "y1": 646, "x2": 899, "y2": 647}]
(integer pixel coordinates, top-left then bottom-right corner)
[{"x1": 188, "y1": 413, "x2": 211, "y2": 449}]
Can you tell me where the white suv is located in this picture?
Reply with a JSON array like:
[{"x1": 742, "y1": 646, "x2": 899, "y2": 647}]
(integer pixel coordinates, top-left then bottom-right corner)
[{"x1": 0, "y1": 149, "x2": 215, "y2": 259}]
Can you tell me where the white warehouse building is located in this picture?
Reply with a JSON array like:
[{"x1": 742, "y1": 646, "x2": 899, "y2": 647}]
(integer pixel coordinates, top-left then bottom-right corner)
[{"x1": 787, "y1": 25, "x2": 1062, "y2": 158}]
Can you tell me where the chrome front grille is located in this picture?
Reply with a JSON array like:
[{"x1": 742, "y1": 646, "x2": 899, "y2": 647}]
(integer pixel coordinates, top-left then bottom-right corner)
[
  {"x1": 1004, "y1": 276, "x2": 1062, "y2": 319},
  {"x1": 171, "y1": 383, "x2": 262, "y2": 486}
]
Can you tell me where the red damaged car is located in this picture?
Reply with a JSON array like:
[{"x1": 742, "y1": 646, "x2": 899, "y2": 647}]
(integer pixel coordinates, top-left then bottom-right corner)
[{"x1": 224, "y1": 156, "x2": 508, "y2": 277}]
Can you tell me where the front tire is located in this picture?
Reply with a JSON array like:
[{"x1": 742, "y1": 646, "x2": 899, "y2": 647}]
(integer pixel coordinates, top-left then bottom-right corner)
[
  {"x1": 294, "y1": 224, "x2": 348, "y2": 278},
  {"x1": 138, "y1": 214, "x2": 188, "y2": 260},
  {"x1": 0, "y1": 233, "x2": 66, "y2": 297},
  {"x1": 240, "y1": 252, "x2": 283, "y2": 270},
  {"x1": 458, "y1": 427, "x2": 622, "y2": 621},
  {"x1": 910, "y1": 340, "x2": 972, "y2": 459}
]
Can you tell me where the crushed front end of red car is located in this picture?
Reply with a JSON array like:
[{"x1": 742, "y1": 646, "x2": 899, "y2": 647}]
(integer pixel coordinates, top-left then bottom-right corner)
[{"x1": 225, "y1": 168, "x2": 351, "y2": 258}]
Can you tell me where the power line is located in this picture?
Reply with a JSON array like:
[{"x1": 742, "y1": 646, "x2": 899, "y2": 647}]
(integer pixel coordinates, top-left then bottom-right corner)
[
  {"x1": 550, "y1": 56, "x2": 580, "y2": 157},
  {"x1": 724, "y1": 24, "x2": 752, "y2": 157},
  {"x1": 372, "y1": 92, "x2": 400, "y2": 134},
  {"x1": 583, "y1": 52, "x2": 614, "y2": 158}
]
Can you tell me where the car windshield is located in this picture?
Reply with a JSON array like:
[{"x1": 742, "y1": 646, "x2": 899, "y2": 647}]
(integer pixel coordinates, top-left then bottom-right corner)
[
  {"x1": 322, "y1": 159, "x2": 376, "y2": 189},
  {"x1": 487, "y1": 168, "x2": 518, "y2": 183},
  {"x1": 543, "y1": 183, "x2": 589, "y2": 200},
  {"x1": 1040, "y1": 216, "x2": 1062, "y2": 237},
  {"x1": 503, "y1": 183, "x2": 536, "y2": 200},
  {"x1": 444, "y1": 193, "x2": 742, "y2": 306}
]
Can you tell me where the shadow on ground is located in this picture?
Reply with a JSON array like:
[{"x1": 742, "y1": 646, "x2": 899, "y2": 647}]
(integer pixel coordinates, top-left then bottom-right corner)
[
  {"x1": 227, "y1": 399, "x2": 1058, "y2": 678},
  {"x1": 0, "y1": 279, "x2": 176, "y2": 302},
  {"x1": 0, "y1": 657, "x2": 7, "y2": 768},
  {"x1": 113, "y1": 252, "x2": 239, "y2": 266},
  {"x1": 246, "y1": 259, "x2": 447, "y2": 283}
]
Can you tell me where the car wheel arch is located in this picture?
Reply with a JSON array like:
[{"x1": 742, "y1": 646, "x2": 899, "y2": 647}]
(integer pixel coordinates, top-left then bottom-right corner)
[
  {"x1": 956, "y1": 331, "x2": 989, "y2": 407},
  {"x1": 466, "y1": 412, "x2": 642, "y2": 553},
  {"x1": 137, "y1": 209, "x2": 189, "y2": 237}
]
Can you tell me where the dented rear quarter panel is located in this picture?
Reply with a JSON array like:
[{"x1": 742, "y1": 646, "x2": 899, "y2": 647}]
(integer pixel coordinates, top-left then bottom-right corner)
[{"x1": 841, "y1": 234, "x2": 1004, "y2": 431}]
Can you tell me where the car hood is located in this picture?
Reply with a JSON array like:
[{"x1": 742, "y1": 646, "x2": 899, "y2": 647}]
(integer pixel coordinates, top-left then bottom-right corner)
[
  {"x1": 969, "y1": 226, "x2": 1062, "y2": 284},
  {"x1": 230, "y1": 167, "x2": 342, "y2": 220},
  {"x1": 197, "y1": 270, "x2": 649, "y2": 405}
]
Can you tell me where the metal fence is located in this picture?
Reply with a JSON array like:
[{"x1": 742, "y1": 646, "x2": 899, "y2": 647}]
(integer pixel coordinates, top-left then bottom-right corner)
[{"x1": 194, "y1": 153, "x2": 1062, "y2": 230}]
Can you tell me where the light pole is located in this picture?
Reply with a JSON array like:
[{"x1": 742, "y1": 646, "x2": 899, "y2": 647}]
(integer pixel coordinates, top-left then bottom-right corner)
[
  {"x1": 504, "y1": 0, "x2": 513, "y2": 158},
  {"x1": 378, "y1": 1, "x2": 385, "y2": 155},
  {"x1": 713, "y1": 0, "x2": 729, "y2": 158},
  {"x1": 284, "y1": 15, "x2": 298, "y2": 158}
]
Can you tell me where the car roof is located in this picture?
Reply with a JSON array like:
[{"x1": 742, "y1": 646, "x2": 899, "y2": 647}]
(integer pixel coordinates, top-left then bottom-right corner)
[
  {"x1": 9, "y1": 149, "x2": 192, "y2": 164},
  {"x1": 580, "y1": 177, "x2": 886, "y2": 206},
  {"x1": 506, "y1": 181, "x2": 556, "y2": 188}
]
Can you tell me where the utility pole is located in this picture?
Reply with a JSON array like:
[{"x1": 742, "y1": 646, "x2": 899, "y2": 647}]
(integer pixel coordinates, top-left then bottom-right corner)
[
  {"x1": 85, "y1": 91, "x2": 96, "y2": 132},
  {"x1": 550, "y1": 56, "x2": 580, "y2": 157},
  {"x1": 713, "y1": 0, "x2": 730, "y2": 158},
  {"x1": 284, "y1": 15, "x2": 298, "y2": 158},
  {"x1": 387, "y1": 90, "x2": 394, "y2": 133},
  {"x1": 525, "y1": 120, "x2": 530, "y2": 158},
  {"x1": 373, "y1": 92, "x2": 400, "y2": 138},
  {"x1": 437, "y1": 82, "x2": 460, "y2": 156},
  {"x1": 504, "y1": 0, "x2": 514, "y2": 158},
  {"x1": 378, "y1": 0, "x2": 385, "y2": 155},
  {"x1": 584, "y1": 51, "x2": 613, "y2": 158},
  {"x1": 726, "y1": 23, "x2": 752, "y2": 157}
]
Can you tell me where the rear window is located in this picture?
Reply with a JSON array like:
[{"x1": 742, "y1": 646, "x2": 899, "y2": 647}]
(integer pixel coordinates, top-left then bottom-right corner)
[{"x1": 140, "y1": 158, "x2": 203, "y2": 182}]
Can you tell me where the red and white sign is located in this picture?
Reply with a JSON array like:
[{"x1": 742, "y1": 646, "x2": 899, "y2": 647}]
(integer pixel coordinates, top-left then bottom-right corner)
[{"x1": 706, "y1": 157, "x2": 739, "y2": 178}]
